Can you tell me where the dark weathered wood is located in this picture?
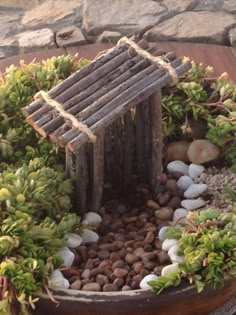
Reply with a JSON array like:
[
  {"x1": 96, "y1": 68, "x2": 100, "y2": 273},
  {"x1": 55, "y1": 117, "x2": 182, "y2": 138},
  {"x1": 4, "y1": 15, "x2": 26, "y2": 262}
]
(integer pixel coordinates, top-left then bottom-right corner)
[
  {"x1": 75, "y1": 146, "x2": 88, "y2": 214},
  {"x1": 23, "y1": 40, "x2": 149, "y2": 120},
  {"x1": 90, "y1": 133, "x2": 104, "y2": 212},
  {"x1": 36, "y1": 58, "x2": 150, "y2": 137},
  {"x1": 64, "y1": 59, "x2": 184, "y2": 148},
  {"x1": 22, "y1": 44, "x2": 129, "y2": 116},
  {"x1": 150, "y1": 89, "x2": 162, "y2": 192},
  {"x1": 27, "y1": 49, "x2": 134, "y2": 123},
  {"x1": 123, "y1": 111, "x2": 134, "y2": 187},
  {"x1": 78, "y1": 64, "x2": 158, "y2": 121},
  {"x1": 112, "y1": 119, "x2": 123, "y2": 189},
  {"x1": 65, "y1": 148, "x2": 76, "y2": 181},
  {"x1": 141, "y1": 98, "x2": 152, "y2": 183},
  {"x1": 67, "y1": 61, "x2": 191, "y2": 152},
  {"x1": 135, "y1": 104, "x2": 145, "y2": 178},
  {"x1": 104, "y1": 127, "x2": 113, "y2": 189}
]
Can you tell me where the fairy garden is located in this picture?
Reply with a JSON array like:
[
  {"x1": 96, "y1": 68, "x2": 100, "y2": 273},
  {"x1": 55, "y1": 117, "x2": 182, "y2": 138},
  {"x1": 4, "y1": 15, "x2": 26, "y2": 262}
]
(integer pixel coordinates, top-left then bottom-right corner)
[{"x1": 0, "y1": 39, "x2": 235, "y2": 315}]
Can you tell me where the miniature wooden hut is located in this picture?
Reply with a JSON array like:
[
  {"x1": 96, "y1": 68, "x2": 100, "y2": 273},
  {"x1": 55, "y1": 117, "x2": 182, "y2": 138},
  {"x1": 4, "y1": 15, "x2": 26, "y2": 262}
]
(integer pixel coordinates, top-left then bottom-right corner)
[{"x1": 22, "y1": 37, "x2": 191, "y2": 214}]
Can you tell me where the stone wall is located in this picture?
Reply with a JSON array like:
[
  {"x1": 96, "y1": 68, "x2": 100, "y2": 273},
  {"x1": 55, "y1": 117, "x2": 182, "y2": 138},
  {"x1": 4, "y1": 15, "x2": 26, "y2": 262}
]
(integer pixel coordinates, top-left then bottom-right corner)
[{"x1": 0, "y1": 0, "x2": 236, "y2": 59}]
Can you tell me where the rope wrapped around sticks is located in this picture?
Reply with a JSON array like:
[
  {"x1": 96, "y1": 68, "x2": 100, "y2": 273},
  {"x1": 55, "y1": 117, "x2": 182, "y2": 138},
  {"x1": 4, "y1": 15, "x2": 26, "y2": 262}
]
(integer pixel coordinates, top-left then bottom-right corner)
[
  {"x1": 118, "y1": 36, "x2": 179, "y2": 85},
  {"x1": 34, "y1": 90, "x2": 97, "y2": 143}
]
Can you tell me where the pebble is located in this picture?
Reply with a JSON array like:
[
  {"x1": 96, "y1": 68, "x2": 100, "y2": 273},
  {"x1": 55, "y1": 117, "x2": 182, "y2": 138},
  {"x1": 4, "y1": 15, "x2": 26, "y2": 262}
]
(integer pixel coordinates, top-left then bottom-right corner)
[
  {"x1": 168, "y1": 245, "x2": 185, "y2": 264},
  {"x1": 70, "y1": 279, "x2": 82, "y2": 290},
  {"x1": 81, "y1": 229, "x2": 99, "y2": 243},
  {"x1": 122, "y1": 285, "x2": 132, "y2": 291},
  {"x1": 146, "y1": 200, "x2": 160, "y2": 209},
  {"x1": 165, "y1": 140, "x2": 191, "y2": 163},
  {"x1": 181, "y1": 198, "x2": 206, "y2": 211},
  {"x1": 113, "y1": 268, "x2": 129, "y2": 278},
  {"x1": 161, "y1": 263, "x2": 179, "y2": 276},
  {"x1": 125, "y1": 253, "x2": 139, "y2": 265},
  {"x1": 66, "y1": 233, "x2": 83, "y2": 248},
  {"x1": 156, "y1": 250, "x2": 170, "y2": 264},
  {"x1": 177, "y1": 176, "x2": 194, "y2": 191},
  {"x1": 158, "y1": 192, "x2": 170, "y2": 206},
  {"x1": 82, "y1": 283, "x2": 101, "y2": 292},
  {"x1": 144, "y1": 231, "x2": 155, "y2": 244},
  {"x1": 96, "y1": 274, "x2": 109, "y2": 286},
  {"x1": 161, "y1": 239, "x2": 178, "y2": 251},
  {"x1": 139, "y1": 274, "x2": 158, "y2": 289},
  {"x1": 97, "y1": 250, "x2": 110, "y2": 260},
  {"x1": 167, "y1": 160, "x2": 189, "y2": 175},
  {"x1": 155, "y1": 207, "x2": 173, "y2": 220},
  {"x1": 173, "y1": 208, "x2": 188, "y2": 223},
  {"x1": 57, "y1": 247, "x2": 75, "y2": 267},
  {"x1": 113, "y1": 278, "x2": 125, "y2": 288},
  {"x1": 134, "y1": 247, "x2": 145, "y2": 258},
  {"x1": 83, "y1": 212, "x2": 102, "y2": 225},
  {"x1": 167, "y1": 197, "x2": 181, "y2": 209},
  {"x1": 188, "y1": 164, "x2": 205, "y2": 179},
  {"x1": 49, "y1": 270, "x2": 70, "y2": 290},
  {"x1": 81, "y1": 269, "x2": 91, "y2": 279},
  {"x1": 103, "y1": 283, "x2": 119, "y2": 291},
  {"x1": 187, "y1": 139, "x2": 220, "y2": 164},
  {"x1": 184, "y1": 184, "x2": 208, "y2": 199},
  {"x1": 158, "y1": 226, "x2": 170, "y2": 241}
]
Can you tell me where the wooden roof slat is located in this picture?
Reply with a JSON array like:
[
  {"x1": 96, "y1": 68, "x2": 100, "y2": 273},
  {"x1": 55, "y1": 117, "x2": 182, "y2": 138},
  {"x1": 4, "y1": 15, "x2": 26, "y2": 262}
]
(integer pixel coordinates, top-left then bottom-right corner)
[
  {"x1": 23, "y1": 43, "x2": 129, "y2": 116},
  {"x1": 53, "y1": 58, "x2": 182, "y2": 147},
  {"x1": 23, "y1": 39, "x2": 191, "y2": 152},
  {"x1": 67, "y1": 61, "x2": 191, "y2": 152}
]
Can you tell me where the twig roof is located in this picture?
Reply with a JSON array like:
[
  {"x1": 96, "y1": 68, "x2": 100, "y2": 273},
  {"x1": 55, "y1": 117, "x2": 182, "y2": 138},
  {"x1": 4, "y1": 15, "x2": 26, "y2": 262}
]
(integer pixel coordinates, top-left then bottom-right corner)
[{"x1": 22, "y1": 38, "x2": 191, "y2": 153}]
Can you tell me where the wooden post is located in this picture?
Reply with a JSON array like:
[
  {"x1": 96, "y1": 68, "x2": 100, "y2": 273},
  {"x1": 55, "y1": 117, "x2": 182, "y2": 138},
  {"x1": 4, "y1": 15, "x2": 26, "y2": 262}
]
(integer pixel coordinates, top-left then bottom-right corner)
[
  {"x1": 91, "y1": 133, "x2": 104, "y2": 212},
  {"x1": 65, "y1": 148, "x2": 76, "y2": 181},
  {"x1": 141, "y1": 98, "x2": 152, "y2": 183},
  {"x1": 123, "y1": 110, "x2": 134, "y2": 187},
  {"x1": 75, "y1": 146, "x2": 88, "y2": 215},
  {"x1": 150, "y1": 89, "x2": 163, "y2": 193}
]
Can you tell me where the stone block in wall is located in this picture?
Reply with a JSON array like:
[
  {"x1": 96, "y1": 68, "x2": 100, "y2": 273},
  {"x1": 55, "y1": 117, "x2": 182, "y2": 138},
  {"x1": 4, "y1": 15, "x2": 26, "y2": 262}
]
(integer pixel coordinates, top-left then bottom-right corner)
[
  {"x1": 17, "y1": 28, "x2": 56, "y2": 53},
  {"x1": 229, "y1": 27, "x2": 236, "y2": 47},
  {"x1": 21, "y1": 0, "x2": 83, "y2": 30},
  {"x1": 0, "y1": 0, "x2": 39, "y2": 10},
  {"x1": 83, "y1": 0, "x2": 168, "y2": 36},
  {"x1": 145, "y1": 11, "x2": 236, "y2": 45},
  {"x1": 97, "y1": 31, "x2": 122, "y2": 44},
  {"x1": 56, "y1": 26, "x2": 86, "y2": 47},
  {"x1": 0, "y1": 38, "x2": 19, "y2": 57}
]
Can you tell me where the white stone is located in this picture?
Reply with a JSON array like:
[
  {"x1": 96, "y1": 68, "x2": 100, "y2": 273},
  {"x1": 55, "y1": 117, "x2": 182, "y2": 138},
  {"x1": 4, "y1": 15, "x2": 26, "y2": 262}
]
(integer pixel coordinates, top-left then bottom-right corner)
[
  {"x1": 173, "y1": 208, "x2": 188, "y2": 222},
  {"x1": 17, "y1": 28, "x2": 55, "y2": 53},
  {"x1": 167, "y1": 160, "x2": 189, "y2": 175},
  {"x1": 49, "y1": 270, "x2": 70, "y2": 290},
  {"x1": 184, "y1": 184, "x2": 208, "y2": 199},
  {"x1": 66, "y1": 233, "x2": 83, "y2": 248},
  {"x1": 181, "y1": 198, "x2": 206, "y2": 211},
  {"x1": 139, "y1": 274, "x2": 158, "y2": 289},
  {"x1": 81, "y1": 229, "x2": 99, "y2": 243},
  {"x1": 57, "y1": 247, "x2": 75, "y2": 267},
  {"x1": 161, "y1": 263, "x2": 179, "y2": 276},
  {"x1": 161, "y1": 239, "x2": 178, "y2": 252},
  {"x1": 168, "y1": 245, "x2": 185, "y2": 264},
  {"x1": 158, "y1": 226, "x2": 170, "y2": 242},
  {"x1": 188, "y1": 164, "x2": 205, "y2": 179},
  {"x1": 83, "y1": 212, "x2": 102, "y2": 225},
  {"x1": 177, "y1": 176, "x2": 193, "y2": 191}
]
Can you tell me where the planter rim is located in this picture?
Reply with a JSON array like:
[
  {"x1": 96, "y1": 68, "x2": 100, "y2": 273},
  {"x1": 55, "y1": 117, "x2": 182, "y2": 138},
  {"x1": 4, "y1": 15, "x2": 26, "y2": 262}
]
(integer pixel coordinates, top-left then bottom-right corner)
[{"x1": 37, "y1": 284, "x2": 195, "y2": 302}]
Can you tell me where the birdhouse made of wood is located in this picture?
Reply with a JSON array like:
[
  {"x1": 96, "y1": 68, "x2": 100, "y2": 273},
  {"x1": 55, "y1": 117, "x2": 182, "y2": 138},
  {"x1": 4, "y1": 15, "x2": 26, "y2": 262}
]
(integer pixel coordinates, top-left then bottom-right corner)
[{"x1": 22, "y1": 37, "x2": 191, "y2": 214}]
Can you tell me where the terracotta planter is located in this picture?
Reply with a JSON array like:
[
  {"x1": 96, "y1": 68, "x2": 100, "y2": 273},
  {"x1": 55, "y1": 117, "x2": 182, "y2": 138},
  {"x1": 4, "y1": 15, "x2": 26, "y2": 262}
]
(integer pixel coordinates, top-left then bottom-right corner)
[{"x1": 33, "y1": 280, "x2": 236, "y2": 315}]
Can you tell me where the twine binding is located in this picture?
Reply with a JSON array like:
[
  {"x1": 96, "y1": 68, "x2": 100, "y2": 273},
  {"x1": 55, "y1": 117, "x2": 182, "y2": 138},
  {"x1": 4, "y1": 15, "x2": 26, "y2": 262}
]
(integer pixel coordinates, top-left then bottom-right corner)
[
  {"x1": 34, "y1": 90, "x2": 97, "y2": 143},
  {"x1": 118, "y1": 36, "x2": 179, "y2": 85}
]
